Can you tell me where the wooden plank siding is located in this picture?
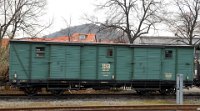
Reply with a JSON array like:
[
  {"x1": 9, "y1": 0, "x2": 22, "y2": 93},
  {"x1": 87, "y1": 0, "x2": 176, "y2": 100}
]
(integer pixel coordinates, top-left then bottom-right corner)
[{"x1": 9, "y1": 41, "x2": 194, "y2": 83}]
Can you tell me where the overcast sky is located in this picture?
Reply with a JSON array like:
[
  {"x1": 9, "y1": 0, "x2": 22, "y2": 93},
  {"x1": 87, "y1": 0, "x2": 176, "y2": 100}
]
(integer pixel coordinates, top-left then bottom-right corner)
[
  {"x1": 41, "y1": 0, "x2": 173, "y2": 37},
  {"x1": 42, "y1": 0, "x2": 97, "y2": 35}
]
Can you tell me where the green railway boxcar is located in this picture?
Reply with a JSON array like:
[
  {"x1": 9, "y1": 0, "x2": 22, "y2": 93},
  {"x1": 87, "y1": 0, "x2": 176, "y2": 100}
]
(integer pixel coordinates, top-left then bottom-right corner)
[{"x1": 9, "y1": 40, "x2": 194, "y2": 95}]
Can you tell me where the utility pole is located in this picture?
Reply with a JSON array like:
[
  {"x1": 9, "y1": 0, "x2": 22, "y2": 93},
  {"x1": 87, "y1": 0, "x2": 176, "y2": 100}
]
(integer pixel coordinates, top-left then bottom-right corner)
[{"x1": 176, "y1": 74, "x2": 183, "y2": 104}]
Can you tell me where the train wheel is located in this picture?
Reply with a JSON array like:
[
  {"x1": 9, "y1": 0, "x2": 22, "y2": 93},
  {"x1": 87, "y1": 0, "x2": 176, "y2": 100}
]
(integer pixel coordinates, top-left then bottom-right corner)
[
  {"x1": 159, "y1": 89, "x2": 167, "y2": 95},
  {"x1": 136, "y1": 90, "x2": 150, "y2": 95},
  {"x1": 168, "y1": 88, "x2": 176, "y2": 95},
  {"x1": 50, "y1": 90, "x2": 64, "y2": 96},
  {"x1": 159, "y1": 88, "x2": 175, "y2": 95},
  {"x1": 23, "y1": 87, "x2": 38, "y2": 96},
  {"x1": 136, "y1": 90, "x2": 142, "y2": 95}
]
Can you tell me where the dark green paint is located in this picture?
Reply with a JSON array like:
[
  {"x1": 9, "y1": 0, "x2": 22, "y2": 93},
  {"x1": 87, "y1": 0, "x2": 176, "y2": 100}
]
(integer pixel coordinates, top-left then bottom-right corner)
[{"x1": 9, "y1": 41, "x2": 194, "y2": 82}]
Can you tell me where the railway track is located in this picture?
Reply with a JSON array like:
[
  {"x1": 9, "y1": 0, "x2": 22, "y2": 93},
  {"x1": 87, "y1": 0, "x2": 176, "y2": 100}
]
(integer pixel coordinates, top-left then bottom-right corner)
[
  {"x1": 0, "y1": 105, "x2": 200, "y2": 111},
  {"x1": 0, "y1": 87, "x2": 200, "y2": 96},
  {"x1": 0, "y1": 93, "x2": 199, "y2": 101},
  {"x1": 0, "y1": 94, "x2": 199, "y2": 110}
]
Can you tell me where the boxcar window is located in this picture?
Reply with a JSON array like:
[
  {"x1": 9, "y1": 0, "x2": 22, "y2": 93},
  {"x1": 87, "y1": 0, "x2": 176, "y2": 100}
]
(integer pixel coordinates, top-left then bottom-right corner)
[
  {"x1": 165, "y1": 50, "x2": 173, "y2": 59},
  {"x1": 35, "y1": 47, "x2": 45, "y2": 57},
  {"x1": 107, "y1": 49, "x2": 113, "y2": 57}
]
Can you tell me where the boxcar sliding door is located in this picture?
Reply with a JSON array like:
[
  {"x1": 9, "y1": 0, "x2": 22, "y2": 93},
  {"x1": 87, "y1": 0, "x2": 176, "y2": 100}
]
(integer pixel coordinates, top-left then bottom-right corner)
[
  {"x1": 161, "y1": 48, "x2": 176, "y2": 80},
  {"x1": 49, "y1": 45, "x2": 66, "y2": 79},
  {"x1": 49, "y1": 45, "x2": 81, "y2": 80},
  {"x1": 134, "y1": 48, "x2": 162, "y2": 80},
  {"x1": 98, "y1": 46, "x2": 114, "y2": 80}
]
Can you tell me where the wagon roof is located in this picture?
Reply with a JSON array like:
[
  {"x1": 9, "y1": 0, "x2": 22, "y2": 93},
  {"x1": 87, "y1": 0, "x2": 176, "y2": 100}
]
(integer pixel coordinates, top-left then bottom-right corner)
[{"x1": 10, "y1": 40, "x2": 194, "y2": 48}]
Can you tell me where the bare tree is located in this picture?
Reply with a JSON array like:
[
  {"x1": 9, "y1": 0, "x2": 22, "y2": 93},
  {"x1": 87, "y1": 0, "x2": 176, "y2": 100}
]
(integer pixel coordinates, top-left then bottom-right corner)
[
  {"x1": 0, "y1": 0, "x2": 49, "y2": 77},
  {"x1": 0, "y1": 0, "x2": 47, "y2": 42},
  {"x1": 62, "y1": 17, "x2": 72, "y2": 41},
  {"x1": 165, "y1": 0, "x2": 200, "y2": 45},
  {"x1": 88, "y1": 0, "x2": 162, "y2": 44},
  {"x1": 113, "y1": 36, "x2": 127, "y2": 43}
]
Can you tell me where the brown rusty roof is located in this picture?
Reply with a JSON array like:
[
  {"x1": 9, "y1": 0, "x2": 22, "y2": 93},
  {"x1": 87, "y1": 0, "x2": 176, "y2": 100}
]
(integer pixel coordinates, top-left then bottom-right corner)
[{"x1": 19, "y1": 33, "x2": 97, "y2": 43}]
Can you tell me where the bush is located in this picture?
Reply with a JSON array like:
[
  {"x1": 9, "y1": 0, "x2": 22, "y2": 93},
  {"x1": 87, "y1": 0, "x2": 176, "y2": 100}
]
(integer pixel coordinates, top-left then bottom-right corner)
[{"x1": 0, "y1": 46, "x2": 9, "y2": 80}]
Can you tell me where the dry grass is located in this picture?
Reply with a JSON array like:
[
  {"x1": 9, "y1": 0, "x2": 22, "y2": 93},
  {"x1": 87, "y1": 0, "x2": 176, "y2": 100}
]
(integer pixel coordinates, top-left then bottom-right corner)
[{"x1": 0, "y1": 46, "x2": 9, "y2": 80}]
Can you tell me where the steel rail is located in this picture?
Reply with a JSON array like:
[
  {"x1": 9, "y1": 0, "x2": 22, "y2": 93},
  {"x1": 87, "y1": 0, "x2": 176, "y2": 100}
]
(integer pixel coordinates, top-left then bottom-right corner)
[{"x1": 0, "y1": 105, "x2": 200, "y2": 111}]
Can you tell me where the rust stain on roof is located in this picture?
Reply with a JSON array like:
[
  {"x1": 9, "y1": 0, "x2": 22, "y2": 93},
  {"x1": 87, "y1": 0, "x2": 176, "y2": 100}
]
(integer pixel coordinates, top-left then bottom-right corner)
[
  {"x1": 17, "y1": 33, "x2": 122, "y2": 43},
  {"x1": 19, "y1": 33, "x2": 97, "y2": 43}
]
